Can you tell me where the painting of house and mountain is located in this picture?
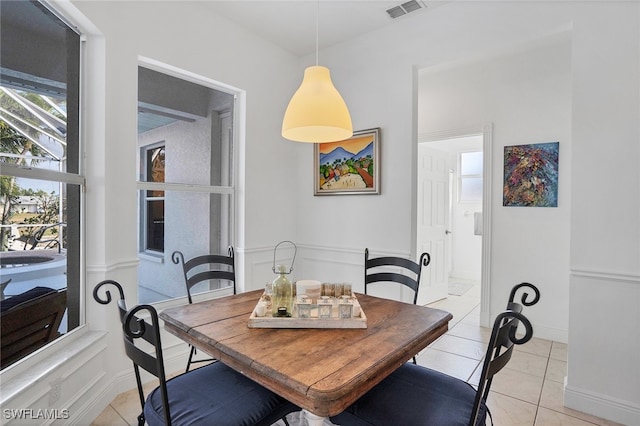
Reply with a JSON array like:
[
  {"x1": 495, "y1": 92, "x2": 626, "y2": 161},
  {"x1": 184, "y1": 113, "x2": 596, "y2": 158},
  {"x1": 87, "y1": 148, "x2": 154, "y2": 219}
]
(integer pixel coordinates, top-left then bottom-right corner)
[{"x1": 314, "y1": 128, "x2": 380, "y2": 195}]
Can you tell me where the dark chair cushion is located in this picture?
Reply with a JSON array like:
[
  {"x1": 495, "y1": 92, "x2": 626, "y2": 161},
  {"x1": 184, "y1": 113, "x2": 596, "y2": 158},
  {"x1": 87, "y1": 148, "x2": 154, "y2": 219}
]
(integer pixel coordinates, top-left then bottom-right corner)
[
  {"x1": 0, "y1": 287, "x2": 56, "y2": 313},
  {"x1": 144, "y1": 362, "x2": 297, "y2": 426},
  {"x1": 330, "y1": 362, "x2": 487, "y2": 426}
]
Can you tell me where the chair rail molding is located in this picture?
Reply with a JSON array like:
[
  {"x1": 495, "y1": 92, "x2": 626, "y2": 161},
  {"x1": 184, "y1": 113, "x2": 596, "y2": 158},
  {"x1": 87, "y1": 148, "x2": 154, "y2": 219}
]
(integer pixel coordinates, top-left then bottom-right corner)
[
  {"x1": 241, "y1": 243, "x2": 413, "y2": 294},
  {"x1": 86, "y1": 258, "x2": 140, "y2": 274},
  {"x1": 570, "y1": 268, "x2": 640, "y2": 284}
]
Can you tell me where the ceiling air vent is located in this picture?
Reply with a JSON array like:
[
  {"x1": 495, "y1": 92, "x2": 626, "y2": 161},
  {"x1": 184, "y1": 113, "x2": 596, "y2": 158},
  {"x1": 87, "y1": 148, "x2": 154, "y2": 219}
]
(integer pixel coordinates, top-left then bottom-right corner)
[{"x1": 385, "y1": 1, "x2": 426, "y2": 19}]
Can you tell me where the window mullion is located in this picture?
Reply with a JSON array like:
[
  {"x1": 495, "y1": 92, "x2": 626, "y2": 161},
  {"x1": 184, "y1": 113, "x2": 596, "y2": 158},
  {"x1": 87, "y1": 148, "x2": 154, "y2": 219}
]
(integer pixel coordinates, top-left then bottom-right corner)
[
  {"x1": 0, "y1": 163, "x2": 85, "y2": 186},
  {"x1": 136, "y1": 181, "x2": 234, "y2": 195}
]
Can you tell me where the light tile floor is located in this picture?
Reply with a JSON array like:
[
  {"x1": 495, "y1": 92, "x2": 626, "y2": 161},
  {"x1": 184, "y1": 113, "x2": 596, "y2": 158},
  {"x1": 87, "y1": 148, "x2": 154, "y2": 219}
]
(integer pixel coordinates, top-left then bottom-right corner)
[{"x1": 92, "y1": 283, "x2": 622, "y2": 426}]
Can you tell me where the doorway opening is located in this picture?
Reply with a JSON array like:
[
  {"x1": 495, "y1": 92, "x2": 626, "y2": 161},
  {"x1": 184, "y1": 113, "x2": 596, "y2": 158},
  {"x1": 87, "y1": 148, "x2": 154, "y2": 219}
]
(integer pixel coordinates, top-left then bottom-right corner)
[{"x1": 415, "y1": 126, "x2": 492, "y2": 327}]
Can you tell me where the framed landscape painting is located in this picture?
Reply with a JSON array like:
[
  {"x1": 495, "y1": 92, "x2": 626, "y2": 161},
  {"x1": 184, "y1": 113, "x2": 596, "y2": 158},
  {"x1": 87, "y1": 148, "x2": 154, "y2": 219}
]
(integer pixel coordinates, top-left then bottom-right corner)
[
  {"x1": 503, "y1": 141, "x2": 559, "y2": 207},
  {"x1": 314, "y1": 128, "x2": 380, "y2": 195}
]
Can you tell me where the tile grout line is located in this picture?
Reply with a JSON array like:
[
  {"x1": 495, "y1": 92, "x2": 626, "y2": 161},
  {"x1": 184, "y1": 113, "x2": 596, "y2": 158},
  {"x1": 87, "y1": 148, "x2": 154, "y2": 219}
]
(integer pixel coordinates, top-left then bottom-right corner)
[{"x1": 532, "y1": 351, "x2": 552, "y2": 425}]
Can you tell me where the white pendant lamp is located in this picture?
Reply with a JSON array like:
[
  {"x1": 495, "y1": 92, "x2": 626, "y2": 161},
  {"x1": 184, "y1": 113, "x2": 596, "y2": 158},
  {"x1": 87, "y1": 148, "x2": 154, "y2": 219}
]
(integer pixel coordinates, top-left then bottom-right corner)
[{"x1": 282, "y1": 1, "x2": 353, "y2": 143}]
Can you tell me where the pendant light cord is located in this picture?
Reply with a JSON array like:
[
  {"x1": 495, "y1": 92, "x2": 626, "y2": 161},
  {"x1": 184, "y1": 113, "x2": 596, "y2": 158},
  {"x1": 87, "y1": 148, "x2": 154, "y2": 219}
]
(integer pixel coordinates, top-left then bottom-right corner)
[{"x1": 315, "y1": 0, "x2": 319, "y2": 66}]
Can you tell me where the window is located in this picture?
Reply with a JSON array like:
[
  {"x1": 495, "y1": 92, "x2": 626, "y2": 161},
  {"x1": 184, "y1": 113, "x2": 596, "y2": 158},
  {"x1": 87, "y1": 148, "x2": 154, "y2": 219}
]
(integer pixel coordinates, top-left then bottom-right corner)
[
  {"x1": 137, "y1": 63, "x2": 235, "y2": 304},
  {"x1": 0, "y1": 0, "x2": 83, "y2": 369},
  {"x1": 459, "y1": 151, "x2": 483, "y2": 202},
  {"x1": 142, "y1": 144, "x2": 165, "y2": 253}
]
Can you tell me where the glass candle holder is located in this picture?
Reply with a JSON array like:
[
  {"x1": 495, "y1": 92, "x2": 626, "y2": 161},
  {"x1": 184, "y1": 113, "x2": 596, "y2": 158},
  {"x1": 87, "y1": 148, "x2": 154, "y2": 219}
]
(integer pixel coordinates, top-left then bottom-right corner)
[
  {"x1": 319, "y1": 296, "x2": 332, "y2": 318},
  {"x1": 339, "y1": 302, "x2": 353, "y2": 319},
  {"x1": 352, "y1": 301, "x2": 361, "y2": 317},
  {"x1": 272, "y1": 264, "x2": 293, "y2": 317},
  {"x1": 262, "y1": 282, "x2": 273, "y2": 311},
  {"x1": 297, "y1": 302, "x2": 312, "y2": 319}
]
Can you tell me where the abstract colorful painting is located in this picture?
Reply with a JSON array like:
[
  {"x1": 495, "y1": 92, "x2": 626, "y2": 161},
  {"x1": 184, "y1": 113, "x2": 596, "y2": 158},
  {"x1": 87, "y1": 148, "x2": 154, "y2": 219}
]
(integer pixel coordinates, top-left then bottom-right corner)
[
  {"x1": 314, "y1": 128, "x2": 380, "y2": 195},
  {"x1": 503, "y1": 142, "x2": 559, "y2": 207}
]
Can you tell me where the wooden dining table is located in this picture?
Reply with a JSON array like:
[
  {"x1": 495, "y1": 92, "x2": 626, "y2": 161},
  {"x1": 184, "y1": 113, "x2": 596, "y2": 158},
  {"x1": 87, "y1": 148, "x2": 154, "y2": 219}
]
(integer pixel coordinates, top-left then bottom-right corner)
[{"x1": 159, "y1": 290, "x2": 452, "y2": 425}]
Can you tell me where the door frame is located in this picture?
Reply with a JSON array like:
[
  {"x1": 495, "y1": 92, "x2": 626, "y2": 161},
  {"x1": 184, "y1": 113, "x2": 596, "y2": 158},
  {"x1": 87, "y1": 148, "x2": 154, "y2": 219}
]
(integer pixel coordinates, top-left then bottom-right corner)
[{"x1": 413, "y1": 123, "x2": 493, "y2": 327}]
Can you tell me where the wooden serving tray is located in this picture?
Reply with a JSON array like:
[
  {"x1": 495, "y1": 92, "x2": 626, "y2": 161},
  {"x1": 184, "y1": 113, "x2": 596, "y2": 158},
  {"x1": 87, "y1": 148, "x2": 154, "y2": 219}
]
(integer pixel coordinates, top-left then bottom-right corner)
[{"x1": 248, "y1": 294, "x2": 367, "y2": 329}]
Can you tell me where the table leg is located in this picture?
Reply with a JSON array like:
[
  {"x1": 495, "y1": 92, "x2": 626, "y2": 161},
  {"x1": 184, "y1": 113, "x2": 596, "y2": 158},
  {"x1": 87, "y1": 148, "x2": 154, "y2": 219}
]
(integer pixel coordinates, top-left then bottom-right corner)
[{"x1": 302, "y1": 409, "x2": 329, "y2": 426}]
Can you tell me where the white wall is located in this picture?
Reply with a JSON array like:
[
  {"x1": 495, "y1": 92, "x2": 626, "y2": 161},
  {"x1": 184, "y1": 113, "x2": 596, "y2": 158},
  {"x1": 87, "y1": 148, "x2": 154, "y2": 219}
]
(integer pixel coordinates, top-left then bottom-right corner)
[
  {"x1": 3, "y1": 2, "x2": 637, "y2": 425},
  {"x1": 85, "y1": 1, "x2": 637, "y2": 423},
  {"x1": 74, "y1": 0, "x2": 303, "y2": 419},
  {"x1": 565, "y1": 4, "x2": 640, "y2": 424},
  {"x1": 294, "y1": 2, "x2": 639, "y2": 424},
  {"x1": 296, "y1": 1, "x2": 576, "y2": 337},
  {"x1": 0, "y1": 1, "x2": 304, "y2": 423},
  {"x1": 419, "y1": 34, "x2": 573, "y2": 341},
  {"x1": 451, "y1": 173, "x2": 482, "y2": 282},
  {"x1": 72, "y1": 0, "x2": 302, "y2": 258}
]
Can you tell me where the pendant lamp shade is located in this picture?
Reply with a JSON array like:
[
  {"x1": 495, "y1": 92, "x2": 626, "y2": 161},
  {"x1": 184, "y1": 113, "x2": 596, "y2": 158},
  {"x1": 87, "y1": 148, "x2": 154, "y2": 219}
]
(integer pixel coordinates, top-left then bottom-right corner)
[{"x1": 282, "y1": 65, "x2": 353, "y2": 143}]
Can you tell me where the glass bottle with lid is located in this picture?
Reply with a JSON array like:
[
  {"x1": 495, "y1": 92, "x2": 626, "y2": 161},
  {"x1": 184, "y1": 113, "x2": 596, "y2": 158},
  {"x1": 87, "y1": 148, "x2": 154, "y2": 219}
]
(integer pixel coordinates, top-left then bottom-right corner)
[{"x1": 272, "y1": 264, "x2": 293, "y2": 317}]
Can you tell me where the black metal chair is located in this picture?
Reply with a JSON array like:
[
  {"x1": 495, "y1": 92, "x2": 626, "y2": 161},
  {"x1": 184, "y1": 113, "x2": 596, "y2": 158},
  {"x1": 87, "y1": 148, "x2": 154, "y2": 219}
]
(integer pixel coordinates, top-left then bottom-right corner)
[
  {"x1": 364, "y1": 247, "x2": 430, "y2": 363},
  {"x1": 172, "y1": 247, "x2": 235, "y2": 372},
  {"x1": 93, "y1": 280, "x2": 298, "y2": 426},
  {"x1": 364, "y1": 248, "x2": 430, "y2": 305},
  {"x1": 330, "y1": 303, "x2": 534, "y2": 426}
]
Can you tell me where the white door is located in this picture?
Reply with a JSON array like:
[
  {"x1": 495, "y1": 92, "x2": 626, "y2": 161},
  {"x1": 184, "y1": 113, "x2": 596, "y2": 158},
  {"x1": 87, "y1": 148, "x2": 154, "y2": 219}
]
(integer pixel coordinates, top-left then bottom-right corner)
[{"x1": 416, "y1": 144, "x2": 450, "y2": 305}]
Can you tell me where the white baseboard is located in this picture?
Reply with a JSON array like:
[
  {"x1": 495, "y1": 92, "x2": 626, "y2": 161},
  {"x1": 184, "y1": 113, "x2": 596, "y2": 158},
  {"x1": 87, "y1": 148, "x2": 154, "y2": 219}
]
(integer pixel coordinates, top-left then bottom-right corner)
[
  {"x1": 449, "y1": 272, "x2": 481, "y2": 282},
  {"x1": 71, "y1": 378, "x2": 120, "y2": 425},
  {"x1": 77, "y1": 341, "x2": 190, "y2": 424},
  {"x1": 565, "y1": 382, "x2": 640, "y2": 426},
  {"x1": 530, "y1": 323, "x2": 568, "y2": 344}
]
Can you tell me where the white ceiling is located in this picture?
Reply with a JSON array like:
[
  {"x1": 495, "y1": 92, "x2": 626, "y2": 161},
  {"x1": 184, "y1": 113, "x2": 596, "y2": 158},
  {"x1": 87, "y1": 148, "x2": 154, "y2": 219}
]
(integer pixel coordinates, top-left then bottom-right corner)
[{"x1": 201, "y1": 1, "x2": 443, "y2": 57}]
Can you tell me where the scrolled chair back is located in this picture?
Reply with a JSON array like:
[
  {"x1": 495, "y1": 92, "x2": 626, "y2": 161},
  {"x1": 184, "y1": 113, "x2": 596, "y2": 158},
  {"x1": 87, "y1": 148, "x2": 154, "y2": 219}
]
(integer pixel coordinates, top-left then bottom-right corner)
[
  {"x1": 171, "y1": 248, "x2": 236, "y2": 304},
  {"x1": 121, "y1": 304, "x2": 172, "y2": 424},
  {"x1": 364, "y1": 248, "x2": 431, "y2": 305},
  {"x1": 93, "y1": 280, "x2": 164, "y2": 425},
  {"x1": 469, "y1": 307, "x2": 534, "y2": 426},
  {"x1": 508, "y1": 282, "x2": 540, "y2": 307},
  {"x1": 93, "y1": 279, "x2": 128, "y2": 322}
]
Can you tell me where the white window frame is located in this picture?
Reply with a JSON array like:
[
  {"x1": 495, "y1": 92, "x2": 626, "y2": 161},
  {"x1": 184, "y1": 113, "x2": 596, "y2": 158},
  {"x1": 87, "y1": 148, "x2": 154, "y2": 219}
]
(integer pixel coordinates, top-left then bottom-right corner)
[
  {"x1": 0, "y1": 0, "x2": 86, "y2": 372},
  {"x1": 136, "y1": 57, "x2": 239, "y2": 303}
]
